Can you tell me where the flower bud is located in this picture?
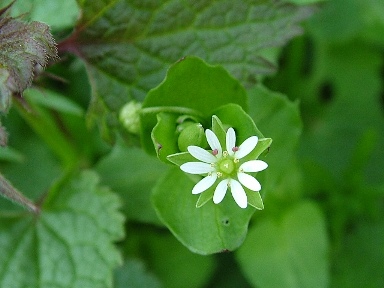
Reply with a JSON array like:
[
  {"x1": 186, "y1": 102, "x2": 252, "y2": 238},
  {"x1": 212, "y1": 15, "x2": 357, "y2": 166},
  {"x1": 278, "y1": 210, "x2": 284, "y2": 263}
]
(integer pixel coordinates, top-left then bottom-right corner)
[
  {"x1": 177, "y1": 123, "x2": 207, "y2": 152},
  {"x1": 119, "y1": 100, "x2": 142, "y2": 134}
]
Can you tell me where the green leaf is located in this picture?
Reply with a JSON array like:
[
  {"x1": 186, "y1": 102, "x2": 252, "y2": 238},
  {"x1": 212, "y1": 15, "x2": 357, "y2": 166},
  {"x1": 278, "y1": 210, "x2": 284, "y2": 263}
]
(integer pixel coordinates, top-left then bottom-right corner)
[
  {"x1": 114, "y1": 258, "x2": 162, "y2": 288},
  {"x1": 68, "y1": 0, "x2": 313, "y2": 140},
  {"x1": 247, "y1": 85, "x2": 302, "y2": 200},
  {"x1": 95, "y1": 142, "x2": 167, "y2": 225},
  {"x1": 0, "y1": 4, "x2": 58, "y2": 112},
  {"x1": 236, "y1": 201, "x2": 329, "y2": 288},
  {"x1": 0, "y1": 171, "x2": 125, "y2": 288},
  {"x1": 24, "y1": 88, "x2": 84, "y2": 116},
  {"x1": 152, "y1": 167, "x2": 256, "y2": 255},
  {"x1": 141, "y1": 56, "x2": 247, "y2": 155},
  {"x1": 142, "y1": 231, "x2": 216, "y2": 288},
  {"x1": 151, "y1": 112, "x2": 180, "y2": 163},
  {"x1": 332, "y1": 220, "x2": 384, "y2": 288},
  {"x1": 3, "y1": 0, "x2": 80, "y2": 31}
]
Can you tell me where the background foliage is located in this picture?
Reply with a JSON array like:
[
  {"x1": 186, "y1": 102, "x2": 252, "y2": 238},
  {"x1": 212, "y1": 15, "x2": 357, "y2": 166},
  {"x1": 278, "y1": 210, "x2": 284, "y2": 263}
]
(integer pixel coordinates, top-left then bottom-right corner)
[{"x1": 0, "y1": 0, "x2": 383, "y2": 287}]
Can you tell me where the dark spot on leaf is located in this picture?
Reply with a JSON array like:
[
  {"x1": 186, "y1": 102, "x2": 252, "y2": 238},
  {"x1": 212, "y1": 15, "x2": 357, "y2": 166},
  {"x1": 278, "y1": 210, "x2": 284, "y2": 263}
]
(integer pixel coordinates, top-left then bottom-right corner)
[
  {"x1": 318, "y1": 81, "x2": 334, "y2": 103},
  {"x1": 222, "y1": 218, "x2": 230, "y2": 226}
]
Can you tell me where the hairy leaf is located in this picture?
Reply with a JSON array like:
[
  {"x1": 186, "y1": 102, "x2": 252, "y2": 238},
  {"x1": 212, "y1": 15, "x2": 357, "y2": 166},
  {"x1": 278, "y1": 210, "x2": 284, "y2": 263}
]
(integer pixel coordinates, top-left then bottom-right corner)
[{"x1": 0, "y1": 3, "x2": 57, "y2": 111}]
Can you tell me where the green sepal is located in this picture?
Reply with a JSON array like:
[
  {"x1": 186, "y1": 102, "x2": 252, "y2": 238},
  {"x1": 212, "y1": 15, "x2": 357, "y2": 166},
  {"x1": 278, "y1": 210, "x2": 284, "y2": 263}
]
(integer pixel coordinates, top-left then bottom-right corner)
[
  {"x1": 151, "y1": 113, "x2": 179, "y2": 163},
  {"x1": 213, "y1": 103, "x2": 264, "y2": 143},
  {"x1": 196, "y1": 188, "x2": 215, "y2": 208},
  {"x1": 243, "y1": 138, "x2": 273, "y2": 163},
  {"x1": 211, "y1": 116, "x2": 226, "y2": 149},
  {"x1": 167, "y1": 152, "x2": 197, "y2": 167},
  {"x1": 247, "y1": 191, "x2": 264, "y2": 210}
]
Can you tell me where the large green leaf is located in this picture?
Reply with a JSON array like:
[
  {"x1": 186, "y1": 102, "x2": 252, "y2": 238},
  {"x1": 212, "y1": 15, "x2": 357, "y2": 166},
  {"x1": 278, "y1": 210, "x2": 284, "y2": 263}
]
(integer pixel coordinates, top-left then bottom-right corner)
[
  {"x1": 2, "y1": 0, "x2": 79, "y2": 31},
  {"x1": 237, "y1": 201, "x2": 329, "y2": 288},
  {"x1": 247, "y1": 85, "x2": 303, "y2": 203},
  {"x1": 331, "y1": 220, "x2": 384, "y2": 288},
  {"x1": 152, "y1": 167, "x2": 256, "y2": 255},
  {"x1": 136, "y1": 231, "x2": 216, "y2": 288},
  {"x1": 114, "y1": 258, "x2": 162, "y2": 288},
  {"x1": 95, "y1": 142, "x2": 166, "y2": 225},
  {"x1": 66, "y1": 0, "x2": 313, "y2": 140},
  {"x1": 0, "y1": 171, "x2": 124, "y2": 288},
  {"x1": 141, "y1": 56, "x2": 247, "y2": 157}
]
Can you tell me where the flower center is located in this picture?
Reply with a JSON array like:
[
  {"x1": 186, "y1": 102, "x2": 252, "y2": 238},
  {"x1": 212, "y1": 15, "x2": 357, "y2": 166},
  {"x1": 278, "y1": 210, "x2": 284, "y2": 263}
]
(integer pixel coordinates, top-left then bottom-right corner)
[{"x1": 219, "y1": 159, "x2": 235, "y2": 175}]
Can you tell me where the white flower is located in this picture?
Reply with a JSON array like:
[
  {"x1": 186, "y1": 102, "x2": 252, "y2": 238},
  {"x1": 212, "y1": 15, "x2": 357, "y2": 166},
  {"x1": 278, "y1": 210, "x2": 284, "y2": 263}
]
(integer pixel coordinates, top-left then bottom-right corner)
[{"x1": 180, "y1": 128, "x2": 268, "y2": 208}]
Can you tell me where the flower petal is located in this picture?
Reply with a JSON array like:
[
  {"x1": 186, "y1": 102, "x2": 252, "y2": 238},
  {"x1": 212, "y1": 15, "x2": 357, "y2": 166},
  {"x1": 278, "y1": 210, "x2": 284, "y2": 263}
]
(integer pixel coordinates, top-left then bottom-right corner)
[
  {"x1": 180, "y1": 162, "x2": 214, "y2": 174},
  {"x1": 188, "y1": 146, "x2": 217, "y2": 163},
  {"x1": 237, "y1": 172, "x2": 261, "y2": 191},
  {"x1": 235, "y1": 136, "x2": 258, "y2": 159},
  {"x1": 213, "y1": 179, "x2": 228, "y2": 204},
  {"x1": 239, "y1": 160, "x2": 268, "y2": 172},
  {"x1": 206, "y1": 129, "x2": 222, "y2": 157},
  {"x1": 229, "y1": 179, "x2": 247, "y2": 208},
  {"x1": 192, "y1": 174, "x2": 217, "y2": 194},
  {"x1": 226, "y1": 127, "x2": 236, "y2": 156}
]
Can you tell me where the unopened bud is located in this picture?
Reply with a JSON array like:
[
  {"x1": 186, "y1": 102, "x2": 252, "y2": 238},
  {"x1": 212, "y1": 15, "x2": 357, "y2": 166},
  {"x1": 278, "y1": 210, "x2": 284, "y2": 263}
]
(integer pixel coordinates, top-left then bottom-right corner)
[
  {"x1": 177, "y1": 123, "x2": 208, "y2": 152},
  {"x1": 119, "y1": 101, "x2": 142, "y2": 134}
]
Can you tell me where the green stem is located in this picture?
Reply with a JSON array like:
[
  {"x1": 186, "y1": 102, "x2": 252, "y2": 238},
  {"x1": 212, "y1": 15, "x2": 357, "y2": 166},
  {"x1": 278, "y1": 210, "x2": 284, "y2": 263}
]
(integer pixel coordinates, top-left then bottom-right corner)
[
  {"x1": 141, "y1": 106, "x2": 205, "y2": 120},
  {"x1": 14, "y1": 99, "x2": 79, "y2": 171},
  {"x1": 0, "y1": 173, "x2": 39, "y2": 213}
]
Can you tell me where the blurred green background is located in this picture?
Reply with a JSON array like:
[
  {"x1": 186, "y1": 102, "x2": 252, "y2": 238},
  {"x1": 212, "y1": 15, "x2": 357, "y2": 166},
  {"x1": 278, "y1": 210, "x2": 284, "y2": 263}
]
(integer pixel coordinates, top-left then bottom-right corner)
[{"x1": 0, "y1": 0, "x2": 383, "y2": 287}]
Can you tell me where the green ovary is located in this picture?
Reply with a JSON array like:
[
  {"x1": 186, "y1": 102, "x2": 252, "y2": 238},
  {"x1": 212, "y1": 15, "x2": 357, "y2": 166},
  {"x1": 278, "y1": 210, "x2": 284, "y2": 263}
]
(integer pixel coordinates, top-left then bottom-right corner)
[{"x1": 219, "y1": 159, "x2": 235, "y2": 175}]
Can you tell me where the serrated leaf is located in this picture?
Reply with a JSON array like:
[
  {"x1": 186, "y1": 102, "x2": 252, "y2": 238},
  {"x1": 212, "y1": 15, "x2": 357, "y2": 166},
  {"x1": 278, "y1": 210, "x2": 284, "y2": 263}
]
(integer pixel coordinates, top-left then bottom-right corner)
[
  {"x1": 67, "y1": 0, "x2": 313, "y2": 140},
  {"x1": 0, "y1": 171, "x2": 125, "y2": 288},
  {"x1": 236, "y1": 201, "x2": 329, "y2": 288},
  {"x1": 152, "y1": 167, "x2": 256, "y2": 255},
  {"x1": 0, "y1": 6, "x2": 58, "y2": 111}
]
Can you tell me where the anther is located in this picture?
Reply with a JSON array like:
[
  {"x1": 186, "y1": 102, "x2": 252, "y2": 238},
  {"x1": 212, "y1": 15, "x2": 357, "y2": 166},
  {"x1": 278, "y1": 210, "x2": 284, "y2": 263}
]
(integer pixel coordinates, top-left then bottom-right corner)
[
  {"x1": 223, "y1": 151, "x2": 228, "y2": 157},
  {"x1": 212, "y1": 149, "x2": 218, "y2": 156},
  {"x1": 232, "y1": 146, "x2": 239, "y2": 152}
]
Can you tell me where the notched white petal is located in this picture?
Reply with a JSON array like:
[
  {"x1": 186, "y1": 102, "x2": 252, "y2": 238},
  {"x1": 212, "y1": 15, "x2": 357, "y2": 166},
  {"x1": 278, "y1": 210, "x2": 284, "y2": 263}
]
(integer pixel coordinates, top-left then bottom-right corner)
[
  {"x1": 188, "y1": 146, "x2": 217, "y2": 163},
  {"x1": 226, "y1": 127, "x2": 236, "y2": 155},
  {"x1": 206, "y1": 129, "x2": 222, "y2": 157},
  {"x1": 229, "y1": 179, "x2": 247, "y2": 208},
  {"x1": 235, "y1": 136, "x2": 258, "y2": 159},
  {"x1": 180, "y1": 162, "x2": 214, "y2": 174},
  {"x1": 213, "y1": 179, "x2": 228, "y2": 204},
  {"x1": 238, "y1": 172, "x2": 261, "y2": 191},
  {"x1": 240, "y1": 160, "x2": 268, "y2": 172},
  {"x1": 192, "y1": 174, "x2": 217, "y2": 194}
]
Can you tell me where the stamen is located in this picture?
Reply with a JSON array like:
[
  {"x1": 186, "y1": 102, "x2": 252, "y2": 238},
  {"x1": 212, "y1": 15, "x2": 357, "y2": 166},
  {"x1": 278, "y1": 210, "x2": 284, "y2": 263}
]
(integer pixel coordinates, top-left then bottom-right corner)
[
  {"x1": 232, "y1": 146, "x2": 239, "y2": 152},
  {"x1": 223, "y1": 151, "x2": 228, "y2": 157},
  {"x1": 234, "y1": 158, "x2": 239, "y2": 163},
  {"x1": 212, "y1": 149, "x2": 218, "y2": 156},
  {"x1": 217, "y1": 172, "x2": 223, "y2": 178}
]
